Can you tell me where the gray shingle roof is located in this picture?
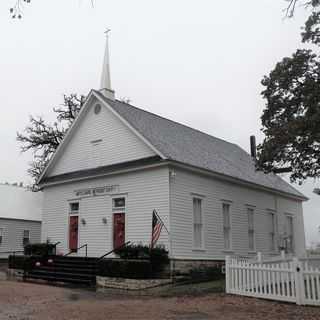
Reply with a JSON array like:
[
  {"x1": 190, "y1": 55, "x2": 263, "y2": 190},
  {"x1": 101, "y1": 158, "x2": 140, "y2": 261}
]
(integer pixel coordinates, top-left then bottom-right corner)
[{"x1": 95, "y1": 91, "x2": 306, "y2": 200}]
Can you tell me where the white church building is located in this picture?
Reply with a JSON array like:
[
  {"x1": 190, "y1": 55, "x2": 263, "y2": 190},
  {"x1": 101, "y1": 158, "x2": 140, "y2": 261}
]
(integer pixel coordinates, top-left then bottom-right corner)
[{"x1": 38, "y1": 34, "x2": 307, "y2": 266}]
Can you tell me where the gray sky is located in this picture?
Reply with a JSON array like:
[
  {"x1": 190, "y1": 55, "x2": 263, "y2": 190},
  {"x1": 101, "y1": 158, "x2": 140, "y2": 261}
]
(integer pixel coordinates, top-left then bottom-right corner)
[{"x1": 0, "y1": 0, "x2": 319, "y2": 245}]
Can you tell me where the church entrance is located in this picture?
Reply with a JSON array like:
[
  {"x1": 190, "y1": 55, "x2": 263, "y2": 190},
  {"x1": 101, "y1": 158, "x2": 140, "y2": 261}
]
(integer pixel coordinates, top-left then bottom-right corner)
[
  {"x1": 113, "y1": 213, "x2": 125, "y2": 249},
  {"x1": 69, "y1": 215, "x2": 79, "y2": 252}
]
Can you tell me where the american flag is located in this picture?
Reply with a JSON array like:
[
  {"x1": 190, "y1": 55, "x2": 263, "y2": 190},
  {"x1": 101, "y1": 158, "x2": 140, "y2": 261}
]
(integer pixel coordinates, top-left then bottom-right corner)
[{"x1": 151, "y1": 210, "x2": 164, "y2": 248}]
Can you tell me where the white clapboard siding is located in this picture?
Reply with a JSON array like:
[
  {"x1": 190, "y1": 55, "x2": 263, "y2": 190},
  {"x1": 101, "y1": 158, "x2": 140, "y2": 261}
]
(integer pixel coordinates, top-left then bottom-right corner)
[
  {"x1": 48, "y1": 96, "x2": 156, "y2": 177},
  {"x1": 169, "y1": 167, "x2": 306, "y2": 260},
  {"x1": 42, "y1": 166, "x2": 170, "y2": 257},
  {"x1": 0, "y1": 218, "x2": 41, "y2": 258}
]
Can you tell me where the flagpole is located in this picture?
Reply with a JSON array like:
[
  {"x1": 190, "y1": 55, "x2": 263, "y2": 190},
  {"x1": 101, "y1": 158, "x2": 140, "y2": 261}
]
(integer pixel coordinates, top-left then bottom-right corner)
[
  {"x1": 153, "y1": 209, "x2": 175, "y2": 280},
  {"x1": 154, "y1": 210, "x2": 170, "y2": 236}
]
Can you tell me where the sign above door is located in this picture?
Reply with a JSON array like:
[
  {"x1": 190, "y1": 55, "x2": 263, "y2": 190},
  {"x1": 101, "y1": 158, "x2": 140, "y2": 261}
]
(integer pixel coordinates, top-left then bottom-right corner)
[{"x1": 74, "y1": 185, "x2": 119, "y2": 198}]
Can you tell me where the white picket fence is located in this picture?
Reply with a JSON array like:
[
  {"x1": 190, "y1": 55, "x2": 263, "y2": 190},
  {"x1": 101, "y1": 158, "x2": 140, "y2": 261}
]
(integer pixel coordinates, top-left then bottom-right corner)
[{"x1": 226, "y1": 255, "x2": 320, "y2": 306}]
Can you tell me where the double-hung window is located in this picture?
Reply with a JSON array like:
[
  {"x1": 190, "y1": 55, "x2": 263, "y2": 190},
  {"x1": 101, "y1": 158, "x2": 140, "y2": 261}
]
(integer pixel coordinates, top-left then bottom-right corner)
[
  {"x1": 23, "y1": 230, "x2": 30, "y2": 246},
  {"x1": 286, "y1": 215, "x2": 294, "y2": 253},
  {"x1": 247, "y1": 208, "x2": 255, "y2": 251},
  {"x1": 223, "y1": 203, "x2": 231, "y2": 250},
  {"x1": 268, "y1": 212, "x2": 276, "y2": 251},
  {"x1": 193, "y1": 198, "x2": 203, "y2": 249}
]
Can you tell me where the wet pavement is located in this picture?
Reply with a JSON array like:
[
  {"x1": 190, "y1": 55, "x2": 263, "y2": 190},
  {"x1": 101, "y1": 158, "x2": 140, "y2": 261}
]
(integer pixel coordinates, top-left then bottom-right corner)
[{"x1": 0, "y1": 281, "x2": 320, "y2": 319}]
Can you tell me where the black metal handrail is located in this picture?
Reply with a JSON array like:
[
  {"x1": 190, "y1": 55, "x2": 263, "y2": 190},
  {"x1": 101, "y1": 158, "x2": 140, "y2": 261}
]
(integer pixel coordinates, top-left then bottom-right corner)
[
  {"x1": 64, "y1": 244, "x2": 88, "y2": 257},
  {"x1": 52, "y1": 241, "x2": 61, "y2": 255},
  {"x1": 97, "y1": 241, "x2": 131, "y2": 262}
]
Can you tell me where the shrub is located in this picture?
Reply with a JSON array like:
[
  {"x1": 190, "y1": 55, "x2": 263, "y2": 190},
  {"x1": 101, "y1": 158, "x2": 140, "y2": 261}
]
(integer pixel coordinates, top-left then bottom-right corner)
[
  {"x1": 114, "y1": 244, "x2": 169, "y2": 274},
  {"x1": 97, "y1": 259, "x2": 152, "y2": 279},
  {"x1": 8, "y1": 255, "x2": 39, "y2": 271},
  {"x1": 149, "y1": 246, "x2": 170, "y2": 274},
  {"x1": 24, "y1": 243, "x2": 56, "y2": 256}
]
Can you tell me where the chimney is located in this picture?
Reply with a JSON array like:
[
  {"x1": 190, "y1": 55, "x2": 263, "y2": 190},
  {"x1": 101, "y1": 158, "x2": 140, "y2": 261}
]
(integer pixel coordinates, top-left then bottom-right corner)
[{"x1": 250, "y1": 135, "x2": 257, "y2": 159}]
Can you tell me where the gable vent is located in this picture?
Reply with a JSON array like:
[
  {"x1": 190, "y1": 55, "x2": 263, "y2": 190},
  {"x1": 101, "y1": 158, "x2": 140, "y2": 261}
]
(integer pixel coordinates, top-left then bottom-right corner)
[{"x1": 94, "y1": 104, "x2": 102, "y2": 115}]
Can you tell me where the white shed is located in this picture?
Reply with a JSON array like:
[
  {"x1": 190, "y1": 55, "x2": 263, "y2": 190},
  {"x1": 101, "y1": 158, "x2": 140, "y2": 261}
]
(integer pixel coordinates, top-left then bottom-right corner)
[{"x1": 0, "y1": 184, "x2": 42, "y2": 258}]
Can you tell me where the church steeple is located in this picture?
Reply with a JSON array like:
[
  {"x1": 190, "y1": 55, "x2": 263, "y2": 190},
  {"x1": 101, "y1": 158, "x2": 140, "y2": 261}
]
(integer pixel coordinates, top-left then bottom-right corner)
[{"x1": 100, "y1": 29, "x2": 115, "y2": 100}]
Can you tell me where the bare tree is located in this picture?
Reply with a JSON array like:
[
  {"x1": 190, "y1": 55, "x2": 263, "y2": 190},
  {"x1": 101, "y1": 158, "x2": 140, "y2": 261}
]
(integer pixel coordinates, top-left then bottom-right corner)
[
  {"x1": 285, "y1": 0, "x2": 317, "y2": 17},
  {"x1": 9, "y1": 0, "x2": 95, "y2": 18},
  {"x1": 17, "y1": 94, "x2": 86, "y2": 186}
]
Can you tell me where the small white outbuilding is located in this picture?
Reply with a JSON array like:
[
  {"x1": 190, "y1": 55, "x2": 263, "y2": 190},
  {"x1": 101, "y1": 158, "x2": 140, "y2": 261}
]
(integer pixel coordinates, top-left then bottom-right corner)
[{"x1": 0, "y1": 184, "x2": 42, "y2": 258}]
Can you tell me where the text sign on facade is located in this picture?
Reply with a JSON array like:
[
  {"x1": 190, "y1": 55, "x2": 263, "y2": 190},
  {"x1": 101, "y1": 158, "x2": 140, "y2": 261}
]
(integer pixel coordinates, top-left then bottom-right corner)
[{"x1": 74, "y1": 185, "x2": 119, "y2": 197}]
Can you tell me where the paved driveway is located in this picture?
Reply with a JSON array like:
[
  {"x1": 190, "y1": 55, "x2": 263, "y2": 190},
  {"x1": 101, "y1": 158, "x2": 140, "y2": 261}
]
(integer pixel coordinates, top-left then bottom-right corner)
[{"x1": 0, "y1": 281, "x2": 320, "y2": 320}]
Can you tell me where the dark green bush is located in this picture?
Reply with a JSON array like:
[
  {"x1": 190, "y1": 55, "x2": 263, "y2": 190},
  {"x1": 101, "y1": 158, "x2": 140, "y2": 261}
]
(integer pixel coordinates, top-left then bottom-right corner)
[
  {"x1": 24, "y1": 243, "x2": 56, "y2": 256},
  {"x1": 8, "y1": 255, "x2": 40, "y2": 271},
  {"x1": 97, "y1": 259, "x2": 152, "y2": 279},
  {"x1": 114, "y1": 244, "x2": 169, "y2": 274}
]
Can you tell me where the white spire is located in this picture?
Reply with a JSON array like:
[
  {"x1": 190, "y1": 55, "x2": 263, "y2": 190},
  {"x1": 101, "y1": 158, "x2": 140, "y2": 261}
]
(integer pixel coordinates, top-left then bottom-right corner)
[{"x1": 100, "y1": 29, "x2": 115, "y2": 100}]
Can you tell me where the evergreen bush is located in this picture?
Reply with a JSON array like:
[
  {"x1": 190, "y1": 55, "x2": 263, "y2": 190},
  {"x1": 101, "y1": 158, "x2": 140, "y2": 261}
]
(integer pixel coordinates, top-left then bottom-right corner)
[
  {"x1": 97, "y1": 259, "x2": 152, "y2": 279},
  {"x1": 114, "y1": 244, "x2": 169, "y2": 274}
]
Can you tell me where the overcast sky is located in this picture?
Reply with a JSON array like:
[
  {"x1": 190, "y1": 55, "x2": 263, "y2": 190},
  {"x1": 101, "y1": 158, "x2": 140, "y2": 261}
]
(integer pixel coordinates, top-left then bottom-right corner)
[{"x1": 0, "y1": 0, "x2": 319, "y2": 246}]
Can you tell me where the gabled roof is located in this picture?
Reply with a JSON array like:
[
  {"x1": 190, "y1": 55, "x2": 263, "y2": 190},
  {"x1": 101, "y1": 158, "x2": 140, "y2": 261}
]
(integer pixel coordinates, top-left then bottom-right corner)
[
  {"x1": 94, "y1": 90, "x2": 306, "y2": 200},
  {"x1": 0, "y1": 184, "x2": 42, "y2": 221}
]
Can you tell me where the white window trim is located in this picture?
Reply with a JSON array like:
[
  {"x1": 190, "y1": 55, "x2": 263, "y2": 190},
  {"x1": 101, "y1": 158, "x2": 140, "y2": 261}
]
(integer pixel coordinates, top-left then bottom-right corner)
[
  {"x1": 222, "y1": 201, "x2": 232, "y2": 252},
  {"x1": 111, "y1": 195, "x2": 128, "y2": 250},
  {"x1": 67, "y1": 200, "x2": 81, "y2": 253},
  {"x1": 285, "y1": 213, "x2": 295, "y2": 253},
  {"x1": 23, "y1": 230, "x2": 30, "y2": 245},
  {"x1": 246, "y1": 206, "x2": 256, "y2": 252},
  {"x1": 112, "y1": 195, "x2": 127, "y2": 214},
  {"x1": 268, "y1": 211, "x2": 277, "y2": 253},
  {"x1": 192, "y1": 196, "x2": 205, "y2": 251},
  {"x1": 68, "y1": 200, "x2": 80, "y2": 216},
  {"x1": 266, "y1": 209, "x2": 278, "y2": 253}
]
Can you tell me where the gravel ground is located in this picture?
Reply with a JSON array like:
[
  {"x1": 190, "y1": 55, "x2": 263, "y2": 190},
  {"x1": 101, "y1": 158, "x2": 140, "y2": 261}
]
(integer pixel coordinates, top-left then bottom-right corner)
[{"x1": 0, "y1": 281, "x2": 320, "y2": 320}]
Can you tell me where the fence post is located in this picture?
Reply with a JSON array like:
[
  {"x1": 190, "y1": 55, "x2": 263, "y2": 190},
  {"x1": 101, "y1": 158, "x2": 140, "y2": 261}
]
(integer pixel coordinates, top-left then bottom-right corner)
[
  {"x1": 225, "y1": 256, "x2": 230, "y2": 293},
  {"x1": 257, "y1": 252, "x2": 262, "y2": 263},
  {"x1": 293, "y1": 257, "x2": 303, "y2": 305}
]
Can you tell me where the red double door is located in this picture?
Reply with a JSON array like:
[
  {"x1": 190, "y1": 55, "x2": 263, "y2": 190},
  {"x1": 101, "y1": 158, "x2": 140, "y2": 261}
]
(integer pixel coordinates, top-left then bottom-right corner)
[
  {"x1": 69, "y1": 213, "x2": 125, "y2": 252},
  {"x1": 113, "y1": 213, "x2": 125, "y2": 249},
  {"x1": 69, "y1": 216, "x2": 79, "y2": 251}
]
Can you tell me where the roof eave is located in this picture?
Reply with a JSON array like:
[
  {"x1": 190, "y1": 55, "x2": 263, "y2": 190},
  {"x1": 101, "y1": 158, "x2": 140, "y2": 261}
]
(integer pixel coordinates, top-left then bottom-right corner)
[
  {"x1": 39, "y1": 157, "x2": 168, "y2": 188},
  {"x1": 0, "y1": 217, "x2": 42, "y2": 223},
  {"x1": 169, "y1": 160, "x2": 308, "y2": 202}
]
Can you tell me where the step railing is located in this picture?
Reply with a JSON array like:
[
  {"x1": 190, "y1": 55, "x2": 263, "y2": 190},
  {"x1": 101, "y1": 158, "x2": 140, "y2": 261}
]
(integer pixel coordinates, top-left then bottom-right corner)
[
  {"x1": 97, "y1": 241, "x2": 131, "y2": 261},
  {"x1": 64, "y1": 244, "x2": 88, "y2": 257},
  {"x1": 52, "y1": 241, "x2": 61, "y2": 255}
]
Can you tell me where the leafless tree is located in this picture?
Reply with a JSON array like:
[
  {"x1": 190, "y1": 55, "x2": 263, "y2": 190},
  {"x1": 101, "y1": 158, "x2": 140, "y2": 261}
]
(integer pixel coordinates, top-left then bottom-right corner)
[
  {"x1": 285, "y1": 0, "x2": 317, "y2": 17},
  {"x1": 17, "y1": 94, "x2": 85, "y2": 185},
  {"x1": 9, "y1": 0, "x2": 95, "y2": 18}
]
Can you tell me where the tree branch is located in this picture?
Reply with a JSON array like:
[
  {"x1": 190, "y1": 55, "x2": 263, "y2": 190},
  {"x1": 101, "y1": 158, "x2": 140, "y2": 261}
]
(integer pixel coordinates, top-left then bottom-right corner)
[{"x1": 17, "y1": 93, "x2": 85, "y2": 185}]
